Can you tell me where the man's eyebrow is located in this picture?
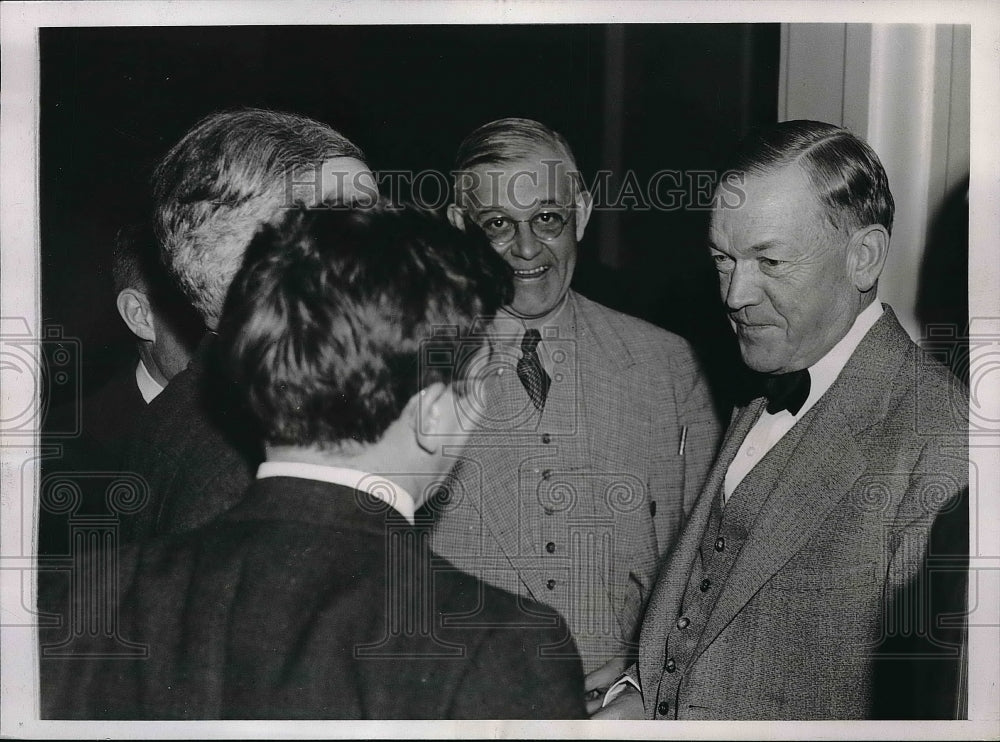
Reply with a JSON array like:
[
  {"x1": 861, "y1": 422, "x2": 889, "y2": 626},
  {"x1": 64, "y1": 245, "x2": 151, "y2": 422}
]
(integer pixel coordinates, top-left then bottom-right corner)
[
  {"x1": 749, "y1": 240, "x2": 784, "y2": 253},
  {"x1": 707, "y1": 240, "x2": 786, "y2": 254}
]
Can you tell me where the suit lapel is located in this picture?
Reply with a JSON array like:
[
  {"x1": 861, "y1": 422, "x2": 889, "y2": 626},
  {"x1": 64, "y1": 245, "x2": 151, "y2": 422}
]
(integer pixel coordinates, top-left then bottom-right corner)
[
  {"x1": 573, "y1": 294, "x2": 653, "y2": 618},
  {"x1": 692, "y1": 401, "x2": 867, "y2": 661},
  {"x1": 638, "y1": 398, "x2": 763, "y2": 695},
  {"x1": 688, "y1": 306, "x2": 911, "y2": 663}
]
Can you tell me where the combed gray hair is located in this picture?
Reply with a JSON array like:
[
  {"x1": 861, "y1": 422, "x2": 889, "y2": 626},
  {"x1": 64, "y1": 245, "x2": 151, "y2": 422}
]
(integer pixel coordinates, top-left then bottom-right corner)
[
  {"x1": 152, "y1": 108, "x2": 365, "y2": 324},
  {"x1": 452, "y1": 117, "x2": 585, "y2": 207},
  {"x1": 725, "y1": 119, "x2": 894, "y2": 237}
]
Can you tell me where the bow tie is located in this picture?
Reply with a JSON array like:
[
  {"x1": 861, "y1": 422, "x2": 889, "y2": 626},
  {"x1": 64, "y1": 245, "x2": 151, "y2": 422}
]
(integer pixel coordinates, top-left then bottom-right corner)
[{"x1": 762, "y1": 368, "x2": 811, "y2": 416}]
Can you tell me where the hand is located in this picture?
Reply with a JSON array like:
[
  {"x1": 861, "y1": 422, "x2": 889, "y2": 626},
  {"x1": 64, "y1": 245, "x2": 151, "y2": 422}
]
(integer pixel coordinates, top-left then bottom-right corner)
[
  {"x1": 583, "y1": 655, "x2": 629, "y2": 715},
  {"x1": 589, "y1": 684, "x2": 644, "y2": 720}
]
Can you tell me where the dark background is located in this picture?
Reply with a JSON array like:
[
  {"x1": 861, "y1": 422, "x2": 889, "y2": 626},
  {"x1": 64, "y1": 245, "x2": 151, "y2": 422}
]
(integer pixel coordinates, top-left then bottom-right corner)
[{"x1": 41, "y1": 24, "x2": 781, "y2": 411}]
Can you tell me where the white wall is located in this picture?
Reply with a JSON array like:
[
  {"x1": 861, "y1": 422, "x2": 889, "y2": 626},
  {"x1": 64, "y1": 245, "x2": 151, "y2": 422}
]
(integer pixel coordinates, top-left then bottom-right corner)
[{"x1": 779, "y1": 23, "x2": 971, "y2": 340}]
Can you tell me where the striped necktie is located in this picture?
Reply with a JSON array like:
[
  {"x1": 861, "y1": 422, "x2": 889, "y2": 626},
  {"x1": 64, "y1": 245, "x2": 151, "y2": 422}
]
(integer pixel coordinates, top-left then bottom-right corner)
[{"x1": 516, "y1": 329, "x2": 551, "y2": 411}]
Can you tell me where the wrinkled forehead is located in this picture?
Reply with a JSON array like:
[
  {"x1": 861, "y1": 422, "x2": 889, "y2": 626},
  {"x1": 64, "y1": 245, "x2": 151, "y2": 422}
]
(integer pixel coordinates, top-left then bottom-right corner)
[
  {"x1": 456, "y1": 155, "x2": 580, "y2": 213},
  {"x1": 708, "y1": 163, "x2": 841, "y2": 248},
  {"x1": 710, "y1": 164, "x2": 823, "y2": 226}
]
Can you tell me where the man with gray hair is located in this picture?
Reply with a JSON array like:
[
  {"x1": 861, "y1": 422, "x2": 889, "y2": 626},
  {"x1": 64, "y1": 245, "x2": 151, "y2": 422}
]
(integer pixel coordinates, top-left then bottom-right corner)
[
  {"x1": 598, "y1": 120, "x2": 968, "y2": 720},
  {"x1": 119, "y1": 108, "x2": 376, "y2": 543},
  {"x1": 431, "y1": 118, "x2": 721, "y2": 696}
]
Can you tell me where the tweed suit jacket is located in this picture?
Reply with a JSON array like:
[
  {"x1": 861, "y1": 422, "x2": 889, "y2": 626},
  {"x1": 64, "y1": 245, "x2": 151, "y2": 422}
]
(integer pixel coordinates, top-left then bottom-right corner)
[
  {"x1": 39, "y1": 477, "x2": 586, "y2": 719},
  {"x1": 636, "y1": 306, "x2": 968, "y2": 719},
  {"x1": 117, "y1": 334, "x2": 258, "y2": 544},
  {"x1": 431, "y1": 291, "x2": 721, "y2": 673},
  {"x1": 77, "y1": 364, "x2": 148, "y2": 463}
]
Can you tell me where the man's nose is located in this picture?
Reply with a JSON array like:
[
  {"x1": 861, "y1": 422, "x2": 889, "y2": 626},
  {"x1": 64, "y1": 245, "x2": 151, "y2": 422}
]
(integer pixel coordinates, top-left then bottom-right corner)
[
  {"x1": 723, "y1": 262, "x2": 761, "y2": 311},
  {"x1": 509, "y1": 221, "x2": 543, "y2": 261}
]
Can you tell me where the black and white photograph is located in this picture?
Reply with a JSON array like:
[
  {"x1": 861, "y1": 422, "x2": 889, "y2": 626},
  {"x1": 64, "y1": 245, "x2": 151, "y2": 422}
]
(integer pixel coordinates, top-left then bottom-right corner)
[{"x1": 1, "y1": 1, "x2": 997, "y2": 738}]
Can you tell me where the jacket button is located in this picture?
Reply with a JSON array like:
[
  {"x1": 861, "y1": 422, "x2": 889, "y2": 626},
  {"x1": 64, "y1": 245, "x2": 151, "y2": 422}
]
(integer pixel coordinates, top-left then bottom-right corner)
[
  {"x1": 665, "y1": 658, "x2": 676, "y2": 673},
  {"x1": 545, "y1": 541, "x2": 556, "y2": 553},
  {"x1": 715, "y1": 536, "x2": 725, "y2": 552},
  {"x1": 700, "y1": 578, "x2": 712, "y2": 592},
  {"x1": 676, "y1": 616, "x2": 690, "y2": 630},
  {"x1": 541, "y1": 433, "x2": 551, "y2": 444},
  {"x1": 546, "y1": 579, "x2": 556, "y2": 590},
  {"x1": 541, "y1": 469, "x2": 552, "y2": 480},
  {"x1": 657, "y1": 701, "x2": 670, "y2": 716}
]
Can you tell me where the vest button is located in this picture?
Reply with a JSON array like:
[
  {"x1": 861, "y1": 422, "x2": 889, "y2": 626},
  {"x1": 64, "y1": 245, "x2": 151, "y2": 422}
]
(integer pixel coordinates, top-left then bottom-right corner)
[
  {"x1": 700, "y1": 578, "x2": 712, "y2": 592},
  {"x1": 649, "y1": 500, "x2": 657, "y2": 517},
  {"x1": 545, "y1": 541, "x2": 556, "y2": 553},
  {"x1": 541, "y1": 469, "x2": 552, "y2": 480},
  {"x1": 665, "y1": 658, "x2": 676, "y2": 673},
  {"x1": 541, "y1": 433, "x2": 552, "y2": 444},
  {"x1": 657, "y1": 701, "x2": 670, "y2": 716},
  {"x1": 546, "y1": 579, "x2": 556, "y2": 590},
  {"x1": 715, "y1": 536, "x2": 725, "y2": 552},
  {"x1": 676, "y1": 616, "x2": 690, "y2": 630}
]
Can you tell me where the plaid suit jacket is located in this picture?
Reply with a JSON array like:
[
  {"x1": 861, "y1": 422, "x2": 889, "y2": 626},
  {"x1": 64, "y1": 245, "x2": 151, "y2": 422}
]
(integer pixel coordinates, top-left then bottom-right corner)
[
  {"x1": 430, "y1": 291, "x2": 721, "y2": 673},
  {"x1": 637, "y1": 306, "x2": 969, "y2": 719}
]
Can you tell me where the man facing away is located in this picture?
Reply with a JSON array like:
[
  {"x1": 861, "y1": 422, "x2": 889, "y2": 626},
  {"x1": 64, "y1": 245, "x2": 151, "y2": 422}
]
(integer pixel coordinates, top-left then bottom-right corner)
[
  {"x1": 118, "y1": 108, "x2": 377, "y2": 543},
  {"x1": 431, "y1": 118, "x2": 721, "y2": 696},
  {"x1": 39, "y1": 219, "x2": 201, "y2": 556},
  {"x1": 598, "y1": 120, "x2": 968, "y2": 720},
  {"x1": 39, "y1": 203, "x2": 586, "y2": 719}
]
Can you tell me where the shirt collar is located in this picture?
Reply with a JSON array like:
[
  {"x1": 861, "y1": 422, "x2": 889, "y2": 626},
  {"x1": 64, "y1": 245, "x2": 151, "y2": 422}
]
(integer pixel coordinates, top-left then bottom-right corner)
[
  {"x1": 793, "y1": 300, "x2": 884, "y2": 419},
  {"x1": 255, "y1": 461, "x2": 416, "y2": 524},
  {"x1": 490, "y1": 293, "x2": 575, "y2": 349},
  {"x1": 135, "y1": 358, "x2": 165, "y2": 403}
]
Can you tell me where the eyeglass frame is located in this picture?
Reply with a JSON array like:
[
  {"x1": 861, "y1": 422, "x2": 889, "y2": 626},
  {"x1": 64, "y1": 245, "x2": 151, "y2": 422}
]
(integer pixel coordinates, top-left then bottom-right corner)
[{"x1": 460, "y1": 204, "x2": 576, "y2": 247}]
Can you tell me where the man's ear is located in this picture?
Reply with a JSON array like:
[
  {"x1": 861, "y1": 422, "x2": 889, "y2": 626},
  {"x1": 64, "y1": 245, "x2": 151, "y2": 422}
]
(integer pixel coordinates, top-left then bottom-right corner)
[
  {"x1": 407, "y1": 382, "x2": 451, "y2": 455},
  {"x1": 116, "y1": 288, "x2": 156, "y2": 343},
  {"x1": 847, "y1": 224, "x2": 890, "y2": 293},
  {"x1": 447, "y1": 204, "x2": 467, "y2": 232},
  {"x1": 574, "y1": 187, "x2": 594, "y2": 242}
]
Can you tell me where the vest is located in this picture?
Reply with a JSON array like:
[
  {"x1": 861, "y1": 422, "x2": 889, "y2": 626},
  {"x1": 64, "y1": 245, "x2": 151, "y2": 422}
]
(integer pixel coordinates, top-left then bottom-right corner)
[{"x1": 653, "y1": 405, "x2": 817, "y2": 717}]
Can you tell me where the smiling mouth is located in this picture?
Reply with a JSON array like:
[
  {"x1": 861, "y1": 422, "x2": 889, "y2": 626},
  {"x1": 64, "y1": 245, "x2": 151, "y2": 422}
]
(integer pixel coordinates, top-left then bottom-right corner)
[
  {"x1": 513, "y1": 266, "x2": 550, "y2": 279},
  {"x1": 733, "y1": 321, "x2": 775, "y2": 332}
]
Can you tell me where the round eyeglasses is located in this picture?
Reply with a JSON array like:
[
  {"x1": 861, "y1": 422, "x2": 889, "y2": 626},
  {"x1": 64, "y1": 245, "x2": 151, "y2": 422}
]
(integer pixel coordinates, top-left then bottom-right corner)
[{"x1": 468, "y1": 209, "x2": 571, "y2": 247}]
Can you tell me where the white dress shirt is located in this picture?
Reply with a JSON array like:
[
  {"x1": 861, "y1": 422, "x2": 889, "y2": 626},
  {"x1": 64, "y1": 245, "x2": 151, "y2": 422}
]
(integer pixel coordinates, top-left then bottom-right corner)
[
  {"x1": 723, "y1": 300, "x2": 884, "y2": 501},
  {"x1": 256, "y1": 461, "x2": 416, "y2": 524},
  {"x1": 489, "y1": 294, "x2": 573, "y2": 377},
  {"x1": 135, "y1": 359, "x2": 165, "y2": 403}
]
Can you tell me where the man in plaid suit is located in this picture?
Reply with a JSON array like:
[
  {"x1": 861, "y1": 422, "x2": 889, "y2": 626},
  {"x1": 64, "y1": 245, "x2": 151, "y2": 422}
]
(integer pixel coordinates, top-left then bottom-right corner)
[{"x1": 432, "y1": 118, "x2": 721, "y2": 700}]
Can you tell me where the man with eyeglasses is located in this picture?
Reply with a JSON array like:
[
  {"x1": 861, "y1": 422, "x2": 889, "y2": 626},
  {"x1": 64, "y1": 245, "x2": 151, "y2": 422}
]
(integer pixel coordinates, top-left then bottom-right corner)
[{"x1": 431, "y1": 118, "x2": 721, "y2": 708}]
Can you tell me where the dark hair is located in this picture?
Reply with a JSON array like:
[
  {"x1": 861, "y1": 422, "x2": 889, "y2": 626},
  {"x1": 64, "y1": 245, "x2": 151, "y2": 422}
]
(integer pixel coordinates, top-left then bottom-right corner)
[
  {"x1": 152, "y1": 108, "x2": 366, "y2": 324},
  {"x1": 217, "y1": 201, "x2": 513, "y2": 448},
  {"x1": 112, "y1": 219, "x2": 200, "y2": 322},
  {"x1": 725, "y1": 120, "x2": 895, "y2": 236},
  {"x1": 111, "y1": 221, "x2": 158, "y2": 296}
]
